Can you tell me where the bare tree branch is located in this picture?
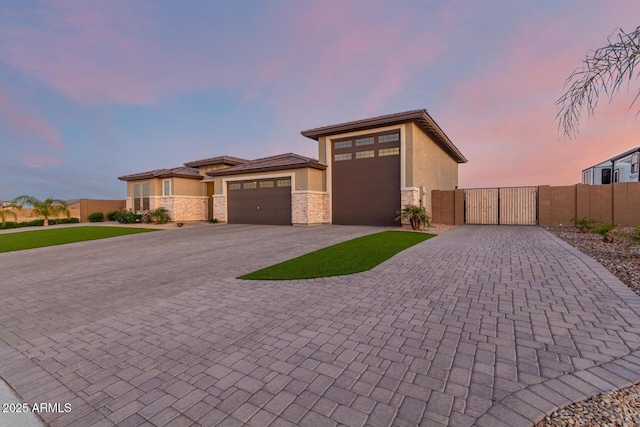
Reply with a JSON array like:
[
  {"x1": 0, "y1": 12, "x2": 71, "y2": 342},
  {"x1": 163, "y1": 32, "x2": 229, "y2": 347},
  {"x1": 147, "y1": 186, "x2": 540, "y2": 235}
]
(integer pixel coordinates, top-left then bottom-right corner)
[{"x1": 556, "y1": 25, "x2": 640, "y2": 139}]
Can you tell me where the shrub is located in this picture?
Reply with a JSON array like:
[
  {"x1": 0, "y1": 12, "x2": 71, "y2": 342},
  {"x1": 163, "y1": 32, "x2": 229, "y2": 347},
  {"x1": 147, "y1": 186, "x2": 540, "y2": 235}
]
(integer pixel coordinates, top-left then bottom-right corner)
[
  {"x1": 114, "y1": 210, "x2": 137, "y2": 224},
  {"x1": 209, "y1": 218, "x2": 219, "y2": 224},
  {"x1": 1, "y1": 221, "x2": 18, "y2": 229},
  {"x1": 106, "y1": 211, "x2": 119, "y2": 221},
  {"x1": 28, "y1": 219, "x2": 44, "y2": 227},
  {"x1": 69, "y1": 217, "x2": 80, "y2": 224},
  {"x1": 88, "y1": 212, "x2": 104, "y2": 222},
  {"x1": 571, "y1": 217, "x2": 596, "y2": 233},
  {"x1": 150, "y1": 207, "x2": 171, "y2": 224},
  {"x1": 396, "y1": 205, "x2": 431, "y2": 231},
  {"x1": 592, "y1": 222, "x2": 619, "y2": 243}
]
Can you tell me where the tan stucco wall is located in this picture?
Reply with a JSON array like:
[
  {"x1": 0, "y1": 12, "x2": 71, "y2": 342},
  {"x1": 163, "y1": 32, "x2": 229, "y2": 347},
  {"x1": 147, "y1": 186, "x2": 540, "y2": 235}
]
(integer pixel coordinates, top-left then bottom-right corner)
[
  {"x1": 126, "y1": 177, "x2": 203, "y2": 198},
  {"x1": 406, "y1": 122, "x2": 459, "y2": 214},
  {"x1": 318, "y1": 137, "x2": 328, "y2": 164},
  {"x1": 172, "y1": 178, "x2": 204, "y2": 197}
]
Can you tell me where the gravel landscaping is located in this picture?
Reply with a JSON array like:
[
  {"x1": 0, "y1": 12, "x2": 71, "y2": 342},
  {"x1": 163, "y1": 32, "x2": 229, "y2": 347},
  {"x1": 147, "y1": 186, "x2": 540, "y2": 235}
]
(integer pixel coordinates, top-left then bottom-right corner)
[{"x1": 537, "y1": 226, "x2": 640, "y2": 427}]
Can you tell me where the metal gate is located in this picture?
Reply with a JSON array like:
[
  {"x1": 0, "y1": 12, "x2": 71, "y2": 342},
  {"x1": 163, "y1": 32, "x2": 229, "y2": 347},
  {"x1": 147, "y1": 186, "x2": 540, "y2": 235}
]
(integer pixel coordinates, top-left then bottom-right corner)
[{"x1": 464, "y1": 187, "x2": 538, "y2": 225}]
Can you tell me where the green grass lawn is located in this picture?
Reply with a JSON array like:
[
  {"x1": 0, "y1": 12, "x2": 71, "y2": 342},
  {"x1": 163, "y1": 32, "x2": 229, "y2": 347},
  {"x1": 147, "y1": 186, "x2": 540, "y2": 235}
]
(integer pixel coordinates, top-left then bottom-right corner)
[
  {"x1": 0, "y1": 226, "x2": 158, "y2": 253},
  {"x1": 239, "y1": 230, "x2": 435, "y2": 280}
]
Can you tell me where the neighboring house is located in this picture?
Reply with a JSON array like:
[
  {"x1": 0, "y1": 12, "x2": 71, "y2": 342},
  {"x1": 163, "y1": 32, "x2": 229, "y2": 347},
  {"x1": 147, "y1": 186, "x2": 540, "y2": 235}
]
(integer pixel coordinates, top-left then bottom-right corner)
[
  {"x1": 118, "y1": 109, "x2": 467, "y2": 226},
  {"x1": 582, "y1": 147, "x2": 640, "y2": 185}
]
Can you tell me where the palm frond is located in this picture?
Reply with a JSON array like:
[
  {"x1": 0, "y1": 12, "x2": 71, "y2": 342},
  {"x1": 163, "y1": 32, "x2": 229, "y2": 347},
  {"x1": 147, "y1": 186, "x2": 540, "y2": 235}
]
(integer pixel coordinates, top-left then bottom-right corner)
[{"x1": 556, "y1": 25, "x2": 640, "y2": 139}]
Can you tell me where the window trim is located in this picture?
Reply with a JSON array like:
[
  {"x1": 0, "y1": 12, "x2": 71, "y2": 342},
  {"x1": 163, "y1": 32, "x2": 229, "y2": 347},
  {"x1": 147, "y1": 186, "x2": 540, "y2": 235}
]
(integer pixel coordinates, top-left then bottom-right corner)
[{"x1": 163, "y1": 179, "x2": 171, "y2": 196}]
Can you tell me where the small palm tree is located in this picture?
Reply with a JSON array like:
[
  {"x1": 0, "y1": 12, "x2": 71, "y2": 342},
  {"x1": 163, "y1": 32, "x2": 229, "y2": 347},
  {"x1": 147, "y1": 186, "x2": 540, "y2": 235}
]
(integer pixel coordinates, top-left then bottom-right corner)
[
  {"x1": 396, "y1": 205, "x2": 431, "y2": 230},
  {"x1": 11, "y1": 195, "x2": 71, "y2": 226},
  {"x1": 149, "y1": 207, "x2": 171, "y2": 224},
  {"x1": 0, "y1": 209, "x2": 17, "y2": 228}
]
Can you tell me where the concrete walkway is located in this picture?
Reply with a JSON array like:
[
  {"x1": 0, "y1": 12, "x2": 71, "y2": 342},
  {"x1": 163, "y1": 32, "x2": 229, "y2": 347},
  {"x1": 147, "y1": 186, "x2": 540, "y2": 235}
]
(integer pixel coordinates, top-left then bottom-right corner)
[{"x1": 1, "y1": 225, "x2": 639, "y2": 426}]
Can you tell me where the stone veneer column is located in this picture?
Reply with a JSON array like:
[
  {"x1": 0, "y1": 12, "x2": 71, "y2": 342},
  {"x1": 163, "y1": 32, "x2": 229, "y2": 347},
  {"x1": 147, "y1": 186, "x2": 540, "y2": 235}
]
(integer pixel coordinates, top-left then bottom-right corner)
[
  {"x1": 400, "y1": 189, "x2": 420, "y2": 227},
  {"x1": 292, "y1": 192, "x2": 330, "y2": 225},
  {"x1": 401, "y1": 189, "x2": 420, "y2": 208},
  {"x1": 212, "y1": 195, "x2": 226, "y2": 222}
]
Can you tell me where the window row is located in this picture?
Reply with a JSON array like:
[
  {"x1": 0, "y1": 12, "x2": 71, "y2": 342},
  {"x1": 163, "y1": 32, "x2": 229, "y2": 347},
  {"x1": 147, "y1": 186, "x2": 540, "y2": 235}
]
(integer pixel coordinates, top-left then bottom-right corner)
[
  {"x1": 333, "y1": 132, "x2": 399, "y2": 150},
  {"x1": 334, "y1": 147, "x2": 399, "y2": 161},
  {"x1": 228, "y1": 179, "x2": 291, "y2": 190}
]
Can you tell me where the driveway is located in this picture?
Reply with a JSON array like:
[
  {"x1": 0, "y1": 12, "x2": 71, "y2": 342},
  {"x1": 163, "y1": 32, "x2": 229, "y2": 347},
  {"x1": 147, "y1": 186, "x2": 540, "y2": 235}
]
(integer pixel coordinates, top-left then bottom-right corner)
[{"x1": 1, "y1": 225, "x2": 640, "y2": 426}]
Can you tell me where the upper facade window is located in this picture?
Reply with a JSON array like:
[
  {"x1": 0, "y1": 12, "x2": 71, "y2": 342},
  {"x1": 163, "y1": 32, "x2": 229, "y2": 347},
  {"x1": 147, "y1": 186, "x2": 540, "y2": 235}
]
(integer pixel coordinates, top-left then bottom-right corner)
[
  {"x1": 163, "y1": 179, "x2": 171, "y2": 196},
  {"x1": 355, "y1": 137, "x2": 374, "y2": 146},
  {"x1": 334, "y1": 140, "x2": 352, "y2": 149},
  {"x1": 378, "y1": 133, "x2": 399, "y2": 143},
  {"x1": 331, "y1": 131, "x2": 400, "y2": 161}
]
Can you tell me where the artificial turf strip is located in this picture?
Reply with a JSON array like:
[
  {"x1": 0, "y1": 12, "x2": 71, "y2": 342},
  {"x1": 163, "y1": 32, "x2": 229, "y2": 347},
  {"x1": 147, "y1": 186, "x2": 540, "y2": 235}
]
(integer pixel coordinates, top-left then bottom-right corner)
[
  {"x1": 0, "y1": 226, "x2": 158, "y2": 253},
  {"x1": 238, "y1": 230, "x2": 435, "y2": 280}
]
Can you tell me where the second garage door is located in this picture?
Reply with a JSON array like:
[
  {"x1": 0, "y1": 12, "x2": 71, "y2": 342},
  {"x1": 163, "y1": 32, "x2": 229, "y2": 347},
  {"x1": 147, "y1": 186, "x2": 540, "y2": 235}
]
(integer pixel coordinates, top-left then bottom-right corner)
[
  {"x1": 331, "y1": 131, "x2": 401, "y2": 226},
  {"x1": 227, "y1": 178, "x2": 292, "y2": 225}
]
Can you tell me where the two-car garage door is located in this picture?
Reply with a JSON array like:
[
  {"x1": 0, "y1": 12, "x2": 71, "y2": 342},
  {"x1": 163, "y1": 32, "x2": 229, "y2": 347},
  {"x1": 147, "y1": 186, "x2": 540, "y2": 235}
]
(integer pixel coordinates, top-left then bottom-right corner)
[{"x1": 227, "y1": 178, "x2": 292, "y2": 225}]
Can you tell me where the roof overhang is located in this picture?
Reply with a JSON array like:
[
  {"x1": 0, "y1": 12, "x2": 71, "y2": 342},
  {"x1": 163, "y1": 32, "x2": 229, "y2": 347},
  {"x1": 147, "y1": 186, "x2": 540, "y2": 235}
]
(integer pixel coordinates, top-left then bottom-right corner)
[
  {"x1": 301, "y1": 109, "x2": 467, "y2": 163},
  {"x1": 183, "y1": 156, "x2": 250, "y2": 168},
  {"x1": 207, "y1": 162, "x2": 326, "y2": 177},
  {"x1": 117, "y1": 170, "x2": 203, "y2": 181}
]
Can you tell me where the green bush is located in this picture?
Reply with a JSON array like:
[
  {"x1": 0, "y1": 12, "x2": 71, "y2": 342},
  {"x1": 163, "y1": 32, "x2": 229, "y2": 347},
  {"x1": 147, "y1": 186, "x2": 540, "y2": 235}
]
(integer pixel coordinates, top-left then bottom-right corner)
[
  {"x1": 571, "y1": 217, "x2": 596, "y2": 233},
  {"x1": 1, "y1": 221, "x2": 18, "y2": 229},
  {"x1": 28, "y1": 219, "x2": 44, "y2": 227},
  {"x1": 88, "y1": 212, "x2": 104, "y2": 222},
  {"x1": 114, "y1": 210, "x2": 137, "y2": 224},
  {"x1": 396, "y1": 205, "x2": 431, "y2": 230},
  {"x1": 592, "y1": 222, "x2": 619, "y2": 243},
  {"x1": 150, "y1": 207, "x2": 171, "y2": 224},
  {"x1": 69, "y1": 217, "x2": 80, "y2": 223},
  {"x1": 106, "y1": 211, "x2": 119, "y2": 221}
]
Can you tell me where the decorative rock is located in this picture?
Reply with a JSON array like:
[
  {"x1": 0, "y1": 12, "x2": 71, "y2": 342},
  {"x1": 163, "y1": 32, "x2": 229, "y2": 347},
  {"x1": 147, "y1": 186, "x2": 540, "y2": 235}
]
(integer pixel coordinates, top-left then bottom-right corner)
[{"x1": 537, "y1": 227, "x2": 640, "y2": 427}]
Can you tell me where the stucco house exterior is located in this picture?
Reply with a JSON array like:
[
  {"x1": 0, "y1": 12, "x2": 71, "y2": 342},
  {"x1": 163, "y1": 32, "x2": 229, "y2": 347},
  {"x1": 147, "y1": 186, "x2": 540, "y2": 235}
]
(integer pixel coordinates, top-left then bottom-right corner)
[{"x1": 118, "y1": 109, "x2": 466, "y2": 226}]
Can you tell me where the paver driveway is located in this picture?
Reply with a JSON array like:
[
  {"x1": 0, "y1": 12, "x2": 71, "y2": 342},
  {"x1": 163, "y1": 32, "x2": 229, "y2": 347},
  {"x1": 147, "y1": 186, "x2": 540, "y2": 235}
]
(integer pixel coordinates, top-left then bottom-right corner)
[{"x1": 1, "y1": 224, "x2": 640, "y2": 427}]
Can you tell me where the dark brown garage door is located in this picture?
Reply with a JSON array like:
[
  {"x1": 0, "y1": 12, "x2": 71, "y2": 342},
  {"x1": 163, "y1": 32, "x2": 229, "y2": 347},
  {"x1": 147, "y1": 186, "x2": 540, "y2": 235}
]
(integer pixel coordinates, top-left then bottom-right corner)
[
  {"x1": 227, "y1": 178, "x2": 292, "y2": 225},
  {"x1": 332, "y1": 131, "x2": 401, "y2": 226}
]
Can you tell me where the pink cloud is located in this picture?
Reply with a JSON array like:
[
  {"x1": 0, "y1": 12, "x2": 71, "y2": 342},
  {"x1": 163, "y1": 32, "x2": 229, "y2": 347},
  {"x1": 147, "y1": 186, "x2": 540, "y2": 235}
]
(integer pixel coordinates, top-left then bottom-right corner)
[
  {"x1": 18, "y1": 153, "x2": 62, "y2": 169},
  {"x1": 441, "y1": 13, "x2": 640, "y2": 189},
  {"x1": 0, "y1": 87, "x2": 63, "y2": 150},
  {"x1": 247, "y1": 1, "x2": 449, "y2": 127}
]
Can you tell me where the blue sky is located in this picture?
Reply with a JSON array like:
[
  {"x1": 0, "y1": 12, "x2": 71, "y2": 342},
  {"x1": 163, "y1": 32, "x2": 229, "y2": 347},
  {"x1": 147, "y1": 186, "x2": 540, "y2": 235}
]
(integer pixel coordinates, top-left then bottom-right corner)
[{"x1": 1, "y1": 0, "x2": 639, "y2": 201}]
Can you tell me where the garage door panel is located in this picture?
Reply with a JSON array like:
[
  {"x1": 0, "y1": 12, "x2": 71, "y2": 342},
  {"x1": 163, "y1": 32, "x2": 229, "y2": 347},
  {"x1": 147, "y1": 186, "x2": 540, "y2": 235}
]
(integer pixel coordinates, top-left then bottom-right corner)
[
  {"x1": 228, "y1": 179, "x2": 292, "y2": 225},
  {"x1": 332, "y1": 132, "x2": 400, "y2": 226}
]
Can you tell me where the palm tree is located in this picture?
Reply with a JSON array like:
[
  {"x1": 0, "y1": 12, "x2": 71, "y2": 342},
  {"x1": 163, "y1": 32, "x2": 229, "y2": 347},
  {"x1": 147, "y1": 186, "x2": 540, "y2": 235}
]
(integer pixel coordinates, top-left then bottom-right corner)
[
  {"x1": 396, "y1": 205, "x2": 431, "y2": 230},
  {"x1": 556, "y1": 25, "x2": 640, "y2": 139},
  {"x1": 11, "y1": 195, "x2": 71, "y2": 226},
  {"x1": 0, "y1": 209, "x2": 17, "y2": 228}
]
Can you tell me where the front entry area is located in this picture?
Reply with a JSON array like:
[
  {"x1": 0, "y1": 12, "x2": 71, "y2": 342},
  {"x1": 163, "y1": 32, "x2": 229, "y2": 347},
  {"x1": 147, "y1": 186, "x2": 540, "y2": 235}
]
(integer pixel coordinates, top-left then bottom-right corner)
[
  {"x1": 331, "y1": 131, "x2": 401, "y2": 226},
  {"x1": 227, "y1": 178, "x2": 292, "y2": 225}
]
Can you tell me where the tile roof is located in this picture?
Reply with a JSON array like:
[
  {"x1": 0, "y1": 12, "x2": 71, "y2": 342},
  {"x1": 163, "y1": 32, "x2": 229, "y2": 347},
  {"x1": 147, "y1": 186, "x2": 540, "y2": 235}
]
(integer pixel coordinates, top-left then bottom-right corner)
[
  {"x1": 300, "y1": 109, "x2": 467, "y2": 163},
  {"x1": 117, "y1": 166, "x2": 203, "y2": 181},
  {"x1": 183, "y1": 155, "x2": 250, "y2": 168},
  {"x1": 206, "y1": 153, "x2": 326, "y2": 177}
]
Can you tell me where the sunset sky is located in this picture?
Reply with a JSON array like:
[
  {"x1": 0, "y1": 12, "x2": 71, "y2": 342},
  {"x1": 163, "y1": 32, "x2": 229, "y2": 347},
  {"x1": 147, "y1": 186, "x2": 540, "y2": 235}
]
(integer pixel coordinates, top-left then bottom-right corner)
[{"x1": 1, "y1": 1, "x2": 639, "y2": 201}]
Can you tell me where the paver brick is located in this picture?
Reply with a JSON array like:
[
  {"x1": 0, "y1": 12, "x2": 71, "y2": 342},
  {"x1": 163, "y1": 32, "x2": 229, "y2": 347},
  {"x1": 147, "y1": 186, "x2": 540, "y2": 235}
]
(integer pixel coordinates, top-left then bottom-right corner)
[{"x1": 3, "y1": 225, "x2": 640, "y2": 427}]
